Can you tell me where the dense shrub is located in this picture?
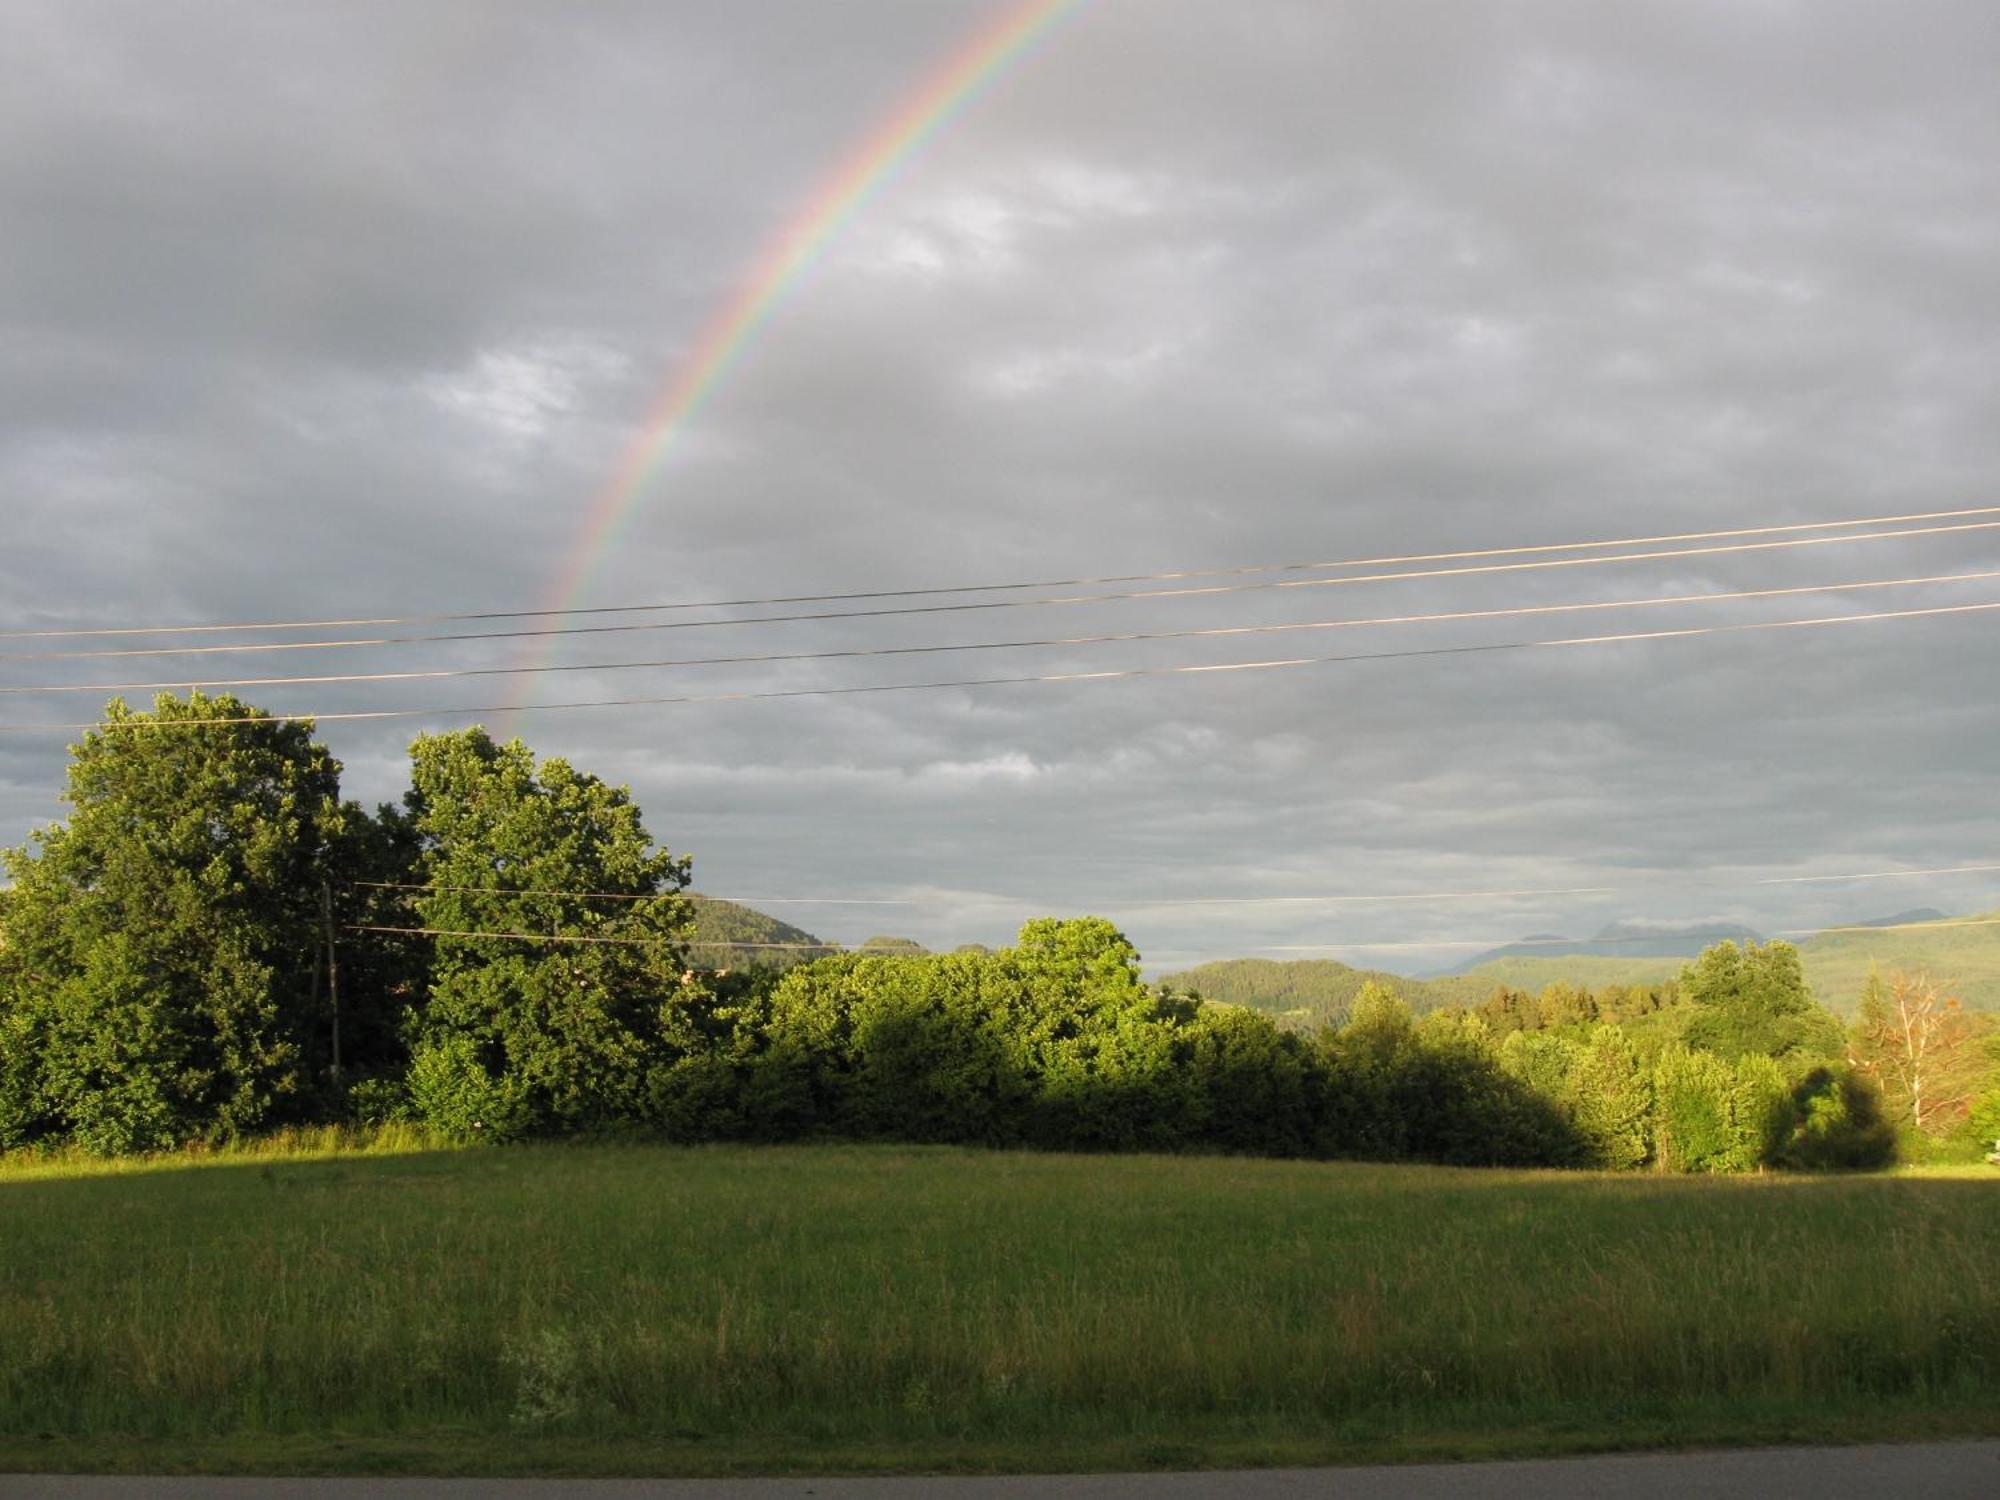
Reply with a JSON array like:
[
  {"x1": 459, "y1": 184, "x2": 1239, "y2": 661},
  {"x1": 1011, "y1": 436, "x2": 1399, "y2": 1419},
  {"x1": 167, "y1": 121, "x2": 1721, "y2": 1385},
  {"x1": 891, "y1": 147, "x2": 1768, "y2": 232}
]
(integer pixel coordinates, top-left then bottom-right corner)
[{"x1": 1779, "y1": 1066, "x2": 1897, "y2": 1170}]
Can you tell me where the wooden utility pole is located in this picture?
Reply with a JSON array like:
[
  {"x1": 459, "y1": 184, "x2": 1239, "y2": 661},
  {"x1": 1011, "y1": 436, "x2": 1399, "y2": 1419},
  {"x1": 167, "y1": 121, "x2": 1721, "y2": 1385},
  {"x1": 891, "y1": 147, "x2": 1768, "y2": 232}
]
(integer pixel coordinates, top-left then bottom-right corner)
[{"x1": 321, "y1": 881, "x2": 342, "y2": 1083}]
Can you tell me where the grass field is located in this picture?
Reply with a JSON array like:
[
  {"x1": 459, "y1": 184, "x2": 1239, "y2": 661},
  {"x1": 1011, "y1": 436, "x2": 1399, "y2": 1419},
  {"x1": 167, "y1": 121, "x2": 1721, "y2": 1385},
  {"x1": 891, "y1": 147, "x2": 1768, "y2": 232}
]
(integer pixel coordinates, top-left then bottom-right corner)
[{"x1": 2, "y1": 1137, "x2": 1997, "y2": 1477}]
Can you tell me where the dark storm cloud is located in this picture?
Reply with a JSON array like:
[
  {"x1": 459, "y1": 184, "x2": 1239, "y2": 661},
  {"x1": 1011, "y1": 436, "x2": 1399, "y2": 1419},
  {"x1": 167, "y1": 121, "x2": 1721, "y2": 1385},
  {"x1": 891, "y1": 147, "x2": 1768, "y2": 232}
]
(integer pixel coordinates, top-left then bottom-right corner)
[{"x1": 3, "y1": 0, "x2": 1997, "y2": 969}]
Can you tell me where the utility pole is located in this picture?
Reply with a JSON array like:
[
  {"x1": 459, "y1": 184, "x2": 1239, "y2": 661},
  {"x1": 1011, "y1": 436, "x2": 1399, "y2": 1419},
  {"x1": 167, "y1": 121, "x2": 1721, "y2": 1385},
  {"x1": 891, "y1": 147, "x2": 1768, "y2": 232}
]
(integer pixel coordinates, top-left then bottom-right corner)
[{"x1": 321, "y1": 881, "x2": 342, "y2": 1083}]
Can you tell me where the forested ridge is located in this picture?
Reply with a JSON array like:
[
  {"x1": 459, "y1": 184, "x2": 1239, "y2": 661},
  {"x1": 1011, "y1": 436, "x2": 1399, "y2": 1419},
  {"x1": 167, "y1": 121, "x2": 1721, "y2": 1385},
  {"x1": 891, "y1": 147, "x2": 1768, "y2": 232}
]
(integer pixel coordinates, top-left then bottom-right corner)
[
  {"x1": 3, "y1": 692, "x2": 1997, "y2": 1167},
  {"x1": 686, "y1": 897, "x2": 838, "y2": 971}
]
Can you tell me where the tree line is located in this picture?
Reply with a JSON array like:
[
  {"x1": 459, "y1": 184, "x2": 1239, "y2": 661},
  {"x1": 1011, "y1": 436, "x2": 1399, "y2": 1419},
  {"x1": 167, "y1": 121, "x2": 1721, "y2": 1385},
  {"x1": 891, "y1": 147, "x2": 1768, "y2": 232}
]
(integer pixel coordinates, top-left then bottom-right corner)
[{"x1": 2, "y1": 692, "x2": 1994, "y2": 1164}]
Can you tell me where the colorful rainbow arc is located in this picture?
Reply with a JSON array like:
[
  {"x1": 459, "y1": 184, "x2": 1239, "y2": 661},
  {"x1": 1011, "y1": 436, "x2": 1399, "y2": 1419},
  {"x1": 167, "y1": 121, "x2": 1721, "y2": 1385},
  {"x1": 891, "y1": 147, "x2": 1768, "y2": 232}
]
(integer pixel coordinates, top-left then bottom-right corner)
[{"x1": 508, "y1": 0, "x2": 1084, "y2": 711}]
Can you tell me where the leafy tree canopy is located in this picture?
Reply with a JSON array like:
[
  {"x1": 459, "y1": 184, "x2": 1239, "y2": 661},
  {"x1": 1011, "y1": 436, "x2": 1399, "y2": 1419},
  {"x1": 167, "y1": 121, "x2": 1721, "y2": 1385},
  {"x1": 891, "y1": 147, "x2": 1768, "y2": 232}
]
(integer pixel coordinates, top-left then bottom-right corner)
[
  {"x1": 0, "y1": 693, "x2": 344, "y2": 1152},
  {"x1": 1679, "y1": 940, "x2": 1843, "y2": 1063},
  {"x1": 400, "y1": 729, "x2": 695, "y2": 1135}
]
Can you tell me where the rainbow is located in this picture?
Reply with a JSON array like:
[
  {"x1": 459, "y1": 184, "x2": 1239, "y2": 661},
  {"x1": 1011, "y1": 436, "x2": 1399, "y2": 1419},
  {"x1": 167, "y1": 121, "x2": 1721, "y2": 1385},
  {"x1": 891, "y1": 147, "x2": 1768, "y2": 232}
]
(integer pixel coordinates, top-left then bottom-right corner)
[{"x1": 509, "y1": 0, "x2": 1084, "y2": 708}]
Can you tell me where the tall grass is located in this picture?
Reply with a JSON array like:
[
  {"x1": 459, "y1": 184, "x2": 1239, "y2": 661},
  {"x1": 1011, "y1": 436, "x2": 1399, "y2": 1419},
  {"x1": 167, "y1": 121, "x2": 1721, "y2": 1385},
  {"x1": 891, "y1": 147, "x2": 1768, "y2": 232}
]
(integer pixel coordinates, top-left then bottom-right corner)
[{"x1": 1, "y1": 1143, "x2": 1995, "y2": 1473}]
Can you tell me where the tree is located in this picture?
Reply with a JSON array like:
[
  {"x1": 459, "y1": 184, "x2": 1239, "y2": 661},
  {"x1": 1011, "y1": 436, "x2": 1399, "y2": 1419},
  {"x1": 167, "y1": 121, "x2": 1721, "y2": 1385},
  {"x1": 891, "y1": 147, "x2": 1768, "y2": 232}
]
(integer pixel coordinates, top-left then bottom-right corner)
[
  {"x1": 1012, "y1": 917, "x2": 1189, "y2": 1150},
  {"x1": 1849, "y1": 970, "x2": 1982, "y2": 1135},
  {"x1": 0, "y1": 693, "x2": 343, "y2": 1152},
  {"x1": 399, "y1": 729, "x2": 694, "y2": 1136},
  {"x1": 1568, "y1": 1025, "x2": 1652, "y2": 1169},
  {"x1": 1679, "y1": 940, "x2": 1842, "y2": 1063},
  {"x1": 1497, "y1": 1024, "x2": 1651, "y2": 1168}
]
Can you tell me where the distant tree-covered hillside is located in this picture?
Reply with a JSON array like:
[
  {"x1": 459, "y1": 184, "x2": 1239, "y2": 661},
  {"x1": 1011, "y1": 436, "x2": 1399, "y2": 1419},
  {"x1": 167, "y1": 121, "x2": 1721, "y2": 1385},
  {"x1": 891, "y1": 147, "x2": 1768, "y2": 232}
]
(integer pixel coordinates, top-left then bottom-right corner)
[
  {"x1": 1794, "y1": 910, "x2": 2000, "y2": 1015},
  {"x1": 687, "y1": 896, "x2": 838, "y2": 971},
  {"x1": 1156, "y1": 958, "x2": 1489, "y2": 1031},
  {"x1": 1451, "y1": 911, "x2": 2000, "y2": 1016},
  {"x1": 1450, "y1": 954, "x2": 1686, "y2": 996}
]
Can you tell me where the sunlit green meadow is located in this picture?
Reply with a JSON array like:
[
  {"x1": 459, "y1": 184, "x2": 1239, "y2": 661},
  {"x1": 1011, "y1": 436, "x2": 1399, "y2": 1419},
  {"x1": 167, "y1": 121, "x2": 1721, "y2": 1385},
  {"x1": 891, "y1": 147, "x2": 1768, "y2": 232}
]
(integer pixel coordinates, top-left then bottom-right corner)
[{"x1": 2, "y1": 1137, "x2": 1996, "y2": 1476}]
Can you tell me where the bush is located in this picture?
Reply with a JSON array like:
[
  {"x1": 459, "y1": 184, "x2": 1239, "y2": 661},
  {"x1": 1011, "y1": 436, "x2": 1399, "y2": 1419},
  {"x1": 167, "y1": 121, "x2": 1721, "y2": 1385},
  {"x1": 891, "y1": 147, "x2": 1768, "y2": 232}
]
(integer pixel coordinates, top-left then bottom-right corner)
[
  {"x1": 1777, "y1": 1066, "x2": 1896, "y2": 1170},
  {"x1": 404, "y1": 1035, "x2": 528, "y2": 1142},
  {"x1": 341, "y1": 1074, "x2": 411, "y2": 1127}
]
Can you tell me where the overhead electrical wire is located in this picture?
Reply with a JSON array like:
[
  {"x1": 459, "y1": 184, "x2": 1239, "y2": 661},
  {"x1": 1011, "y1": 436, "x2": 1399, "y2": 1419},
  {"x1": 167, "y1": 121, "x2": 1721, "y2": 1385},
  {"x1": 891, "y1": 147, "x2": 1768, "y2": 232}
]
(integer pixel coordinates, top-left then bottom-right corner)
[
  {"x1": 12, "y1": 565, "x2": 1997, "y2": 697},
  {"x1": 7, "y1": 518, "x2": 2000, "y2": 664},
  {"x1": 347, "y1": 913, "x2": 2000, "y2": 951},
  {"x1": 8, "y1": 502, "x2": 1996, "y2": 643},
  {"x1": 351, "y1": 881, "x2": 913, "y2": 904},
  {"x1": 7, "y1": 595, "x2": 1995, "y2": 735},
  {"x1": 352, "y1": 860, "x2": 2000, "y2": 910}
]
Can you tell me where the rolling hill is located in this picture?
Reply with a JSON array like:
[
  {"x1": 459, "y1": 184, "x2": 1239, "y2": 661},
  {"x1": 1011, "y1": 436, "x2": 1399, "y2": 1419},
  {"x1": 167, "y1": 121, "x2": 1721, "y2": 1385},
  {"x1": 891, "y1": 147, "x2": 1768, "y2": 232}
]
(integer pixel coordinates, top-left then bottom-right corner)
[
  {"x1": 1437, "y1": 921, "x2": 1764, "y2": 975},
  {"x1": 1449, "y1": 911, "x2": 2000, "y2": 1014},
  {"x1": 1164, "y1": 910, "x2": 2000, "y2": 1024},
  {"x1": 686, "y1": 896, "x2": 840, "y2": 971},
  {"x1": 1793, "y1": 909, "x2": 2000, "y2": 1014}
]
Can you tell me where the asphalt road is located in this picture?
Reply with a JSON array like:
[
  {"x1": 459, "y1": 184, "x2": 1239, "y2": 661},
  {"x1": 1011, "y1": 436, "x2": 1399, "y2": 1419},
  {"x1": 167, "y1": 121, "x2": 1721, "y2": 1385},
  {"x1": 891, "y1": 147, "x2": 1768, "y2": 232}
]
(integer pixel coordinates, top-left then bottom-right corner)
[{"x1": 4, "y1": 1443, "x2": 1998, "y2": 1500}]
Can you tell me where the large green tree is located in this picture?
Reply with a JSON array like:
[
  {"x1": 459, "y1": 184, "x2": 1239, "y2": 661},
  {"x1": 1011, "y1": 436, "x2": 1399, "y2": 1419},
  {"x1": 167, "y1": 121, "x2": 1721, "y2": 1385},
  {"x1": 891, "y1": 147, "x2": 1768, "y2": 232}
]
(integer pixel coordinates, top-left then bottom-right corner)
[
  {"x1": 1679, "y1": 939, "x2": 1842, "y2": 1063},
  {"x1": 0, "y1": 693, "x2": 344, "y2": 1152},
  {"x1": 399, "y1": 729, "x2": 695, "y2": 1136}
]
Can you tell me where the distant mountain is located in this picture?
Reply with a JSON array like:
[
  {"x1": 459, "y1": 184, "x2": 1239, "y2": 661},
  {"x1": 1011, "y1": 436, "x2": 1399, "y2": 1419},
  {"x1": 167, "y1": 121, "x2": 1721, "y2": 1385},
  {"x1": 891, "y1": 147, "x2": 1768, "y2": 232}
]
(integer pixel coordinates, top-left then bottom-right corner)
[
  {"x1": 1154, "y1": 957, "x2": 1489, "y2": 1032},
  {"x1": 687, "y1": 895, "x2": 839, "y2": 971},
  {"x1": 859, "y1": 935, "x2": 930, "y2": 955},
  {"x1": 1437, "y1": 920, "x2": 1765, "y2": 976},
  {"x1": 1436, "y1": 909, "x2": 2000, "y2": 1015}
]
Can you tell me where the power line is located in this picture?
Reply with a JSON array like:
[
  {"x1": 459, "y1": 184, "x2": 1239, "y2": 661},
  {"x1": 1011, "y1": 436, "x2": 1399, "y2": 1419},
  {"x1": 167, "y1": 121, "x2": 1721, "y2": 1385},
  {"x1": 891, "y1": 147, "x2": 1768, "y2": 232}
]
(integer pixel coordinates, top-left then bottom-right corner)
[
  {"x1": 10, "y1": 518, "x2": 2000, "y2": 664},
  {"x1": 1116, "y1": 862, "x2": 2000, "y2": 907},
  {"x1": 11, "y1": 502, "x2": 1997, "y2": 643},
  {"x1": 353, "y1": 861, "x2": 2000, "y2": 911},
  {"x1": 349, "y1": 913, "x2": 2000, "y2": 952},
  {"x1": 9, "y1": 595, "x2": 1995, "y2": 734},
  {"x1": 345, "y1": 924, "x2": 828, "y2": 949},
  {"x1": 351, "y1": 880, "x2": 915, "y2": 904},
  {"x1": 16, "y1": 565, "x2": 1997, "y2": 696}
]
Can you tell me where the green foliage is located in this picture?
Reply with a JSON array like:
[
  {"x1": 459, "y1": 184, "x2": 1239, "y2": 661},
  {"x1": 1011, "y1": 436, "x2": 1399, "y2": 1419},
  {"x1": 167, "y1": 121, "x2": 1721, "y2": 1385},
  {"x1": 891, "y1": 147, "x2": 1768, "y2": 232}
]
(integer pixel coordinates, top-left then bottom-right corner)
[
  {"x1": 751, "y1": 949, "x2": 1033, "y2": 1145},
  {"x1": 1779, "y1": 1067, "x2": 1898, "y2": 1170},
  {"x1": 0, "y1": 693, "x2": 344, "y2": 1152},
  {"x1": 1652, "y1": 1046, "x2": 1740, "y2": 1172},
  {"x1": 1967, "y1": 1087, "x2": 2000, "y2": 1150},
  {"x1": 1155, "y1": 957, "x2": 1479, "y2": 1030},
  {"x1": 1679, "y1": 940, "x2": 1843, "y2": 1063},
  {"x1": 0, "y1": 711, "x2": 1907, "y2": 1176},
  {"x1": 1795, "y1": 909, "x2": 2000, "y2": 1015},
  {"x1": 1453, "y1": 954, "x2": 1686, "y2": 993},
  {"x1": 401, "y1": 729, "x2": 695, "y2": 1136},
  {"x1": 324, "y1": 799, "x2": 428, "y2": 1079},
  {"x1": 1568, "y1": 1026, "x2": 1653, "y2": 1169},
  {"x1": 339, "y1": 1073, "x2": 411, "y2": 1127},
  {"x1": 1179, "y1": 1004, "x2": 1318, "y2": 1157},
  {"x1": 1650, "y1": 1044, "x2": 1818, "y2": 1172},
  {"x1": 685, "y1": 896, "x2": 836, "y2": 972},
  {"x1": 1495, "y1": 1026, "x2": 1651, "y2": 1168},
  {"x1": 1457, "y1": 914, "x2": 2000, "y2": 1017},
  {"x1": 403, "y1": 1033, "x2": 526, "y2": 1141},
  {"x1": 1728, "y1": 1054, "x2": 1798, "y2": 1171}
]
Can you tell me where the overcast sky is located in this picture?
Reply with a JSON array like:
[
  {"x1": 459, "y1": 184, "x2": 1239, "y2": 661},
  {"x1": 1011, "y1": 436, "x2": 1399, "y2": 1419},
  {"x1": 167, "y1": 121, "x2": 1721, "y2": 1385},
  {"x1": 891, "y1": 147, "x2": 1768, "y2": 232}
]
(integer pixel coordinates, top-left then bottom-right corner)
[{"x1": 4, "y1": 0, "x2": 1998, "y2": 971}]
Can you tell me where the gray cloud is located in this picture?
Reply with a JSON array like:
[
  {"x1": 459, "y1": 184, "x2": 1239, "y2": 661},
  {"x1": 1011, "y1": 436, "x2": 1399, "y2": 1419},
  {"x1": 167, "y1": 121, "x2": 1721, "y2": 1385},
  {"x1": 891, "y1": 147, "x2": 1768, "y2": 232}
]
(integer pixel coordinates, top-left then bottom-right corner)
[{"x1": 4, "y1": 0, "x2": 1998, "y2": 972}]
